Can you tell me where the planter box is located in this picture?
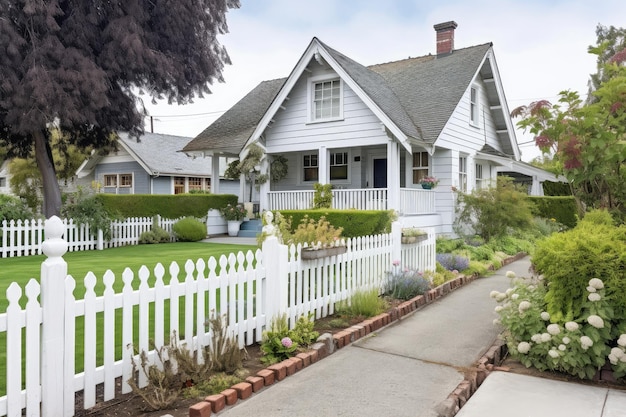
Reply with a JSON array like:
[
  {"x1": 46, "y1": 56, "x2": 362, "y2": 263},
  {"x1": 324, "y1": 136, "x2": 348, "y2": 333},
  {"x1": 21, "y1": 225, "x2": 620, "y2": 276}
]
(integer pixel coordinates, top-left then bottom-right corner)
[
  {"x1": 300, "y1": 246, "x2": 347, "y2": 260},
  {"x1": 401, "y1": 234, "x2": 427, "y2": 244}
]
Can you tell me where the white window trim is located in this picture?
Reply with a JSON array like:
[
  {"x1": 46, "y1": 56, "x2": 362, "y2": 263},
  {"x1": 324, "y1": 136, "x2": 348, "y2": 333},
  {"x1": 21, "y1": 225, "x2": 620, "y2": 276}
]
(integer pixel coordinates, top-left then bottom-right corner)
[
  {"x1": 300, "y1": 152, "x2": 319, "y2": 184},
  {"x1": 469, "y1": 85, "x2": 479, "y2": 127},
  {"x1": 307, "y1": 75, "x2": 344, "y2": 124},
  {"x1": 459, "y1": 156, "x2": 468, "y2": 193},
  {"x1": 329, "y1": 149, "x2": 351, "y2": 184},
  {"x1": 411, "y1": 151, "x2": 429, "y2": 185}
]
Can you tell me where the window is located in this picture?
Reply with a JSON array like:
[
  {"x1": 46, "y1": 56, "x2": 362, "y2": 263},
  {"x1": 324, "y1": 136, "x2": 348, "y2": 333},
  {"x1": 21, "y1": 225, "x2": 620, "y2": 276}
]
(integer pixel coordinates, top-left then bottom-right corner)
[
  {"x1": 174, "y1": 177, "x2": 185, "y2": 194},
  {"x1": 303, "y1": 154, "x2": 319, "y2": 182},
  {"x1": 470, "y1": 86, "x2": 479, "y2": 126},
  {"x1": 330, "y1": 151, "x2": 348, "y2": 181},
  {"x1": 104, "y1": 174, "x2": 117, "y2": 187},
  {"x1": 412, "y1": 151, "x2": 429, "y2": 184},
  {"x1": 119, "y1": 174, "x2": 132, "y2": 187},
  {"x1": 475, "y1": 164, "x2": 483, "y2": 190},
  {"x1": 459, "y1": 157, "x2": 467, "y2": 192},
  {"x1": 188, "y1": 177, "x2": 204, "y2": 192},
  {"x1": 311, "y1": 78, "x2": 342, "y2": 122},
  {"x1": 0, "y1": 177, "x2": 6, "y2": 188}
]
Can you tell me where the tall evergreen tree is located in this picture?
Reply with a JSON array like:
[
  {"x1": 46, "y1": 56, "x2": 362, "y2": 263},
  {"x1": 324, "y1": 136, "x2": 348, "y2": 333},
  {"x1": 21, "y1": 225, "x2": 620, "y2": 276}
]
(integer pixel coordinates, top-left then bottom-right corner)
[{"x1": 0, "y1": 0, "x2": 240, "y2": 217}]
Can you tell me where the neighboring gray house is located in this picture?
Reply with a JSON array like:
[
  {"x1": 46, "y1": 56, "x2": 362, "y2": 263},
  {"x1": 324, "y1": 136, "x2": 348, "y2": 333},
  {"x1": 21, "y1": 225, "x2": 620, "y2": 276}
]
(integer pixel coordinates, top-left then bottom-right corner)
[
  {"x1": 76, "y1": 132, "x2": 239, "y2": 195},
  {"x1": 0, "y1": 160, "x2": 11, "y2": 196},
  {"x1": 182, "y1": 21, "x2": 562, "y2": 235}
]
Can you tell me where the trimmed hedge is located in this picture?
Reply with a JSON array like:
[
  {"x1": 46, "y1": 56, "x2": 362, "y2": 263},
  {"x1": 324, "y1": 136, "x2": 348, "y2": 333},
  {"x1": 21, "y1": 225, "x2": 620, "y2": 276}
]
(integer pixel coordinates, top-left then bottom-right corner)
[
  {"x1": 95, "y1": 194, "x2": 238, "y2": 219},
  {"x1": 542, "y1": 181, "x2": 571, "y2": 196},
  {"x1": 528, "y1": 196, "x2": 577, "y2": 228},
  {"x1": 276, "y1": 209, "x2": 394, "y2": 238}
]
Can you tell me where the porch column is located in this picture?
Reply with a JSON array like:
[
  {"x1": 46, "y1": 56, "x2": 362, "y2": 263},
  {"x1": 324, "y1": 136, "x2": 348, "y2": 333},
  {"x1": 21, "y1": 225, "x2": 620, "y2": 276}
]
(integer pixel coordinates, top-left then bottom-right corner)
[
  {"x1": 387, "y1": 139, "x2": 400, "y2": 211},
  {"x1": 530, "y1": 175, "x2": 543, "y2": 196},
  {"x1": 211, "y1": 154, "x2": 220, "y2": 194},
  {"x1": 318, "y1": 146, "x2": 328, "y2": 184},
  {"x1": 259, "y1": 157, "x2": 270, "y2": 211}
]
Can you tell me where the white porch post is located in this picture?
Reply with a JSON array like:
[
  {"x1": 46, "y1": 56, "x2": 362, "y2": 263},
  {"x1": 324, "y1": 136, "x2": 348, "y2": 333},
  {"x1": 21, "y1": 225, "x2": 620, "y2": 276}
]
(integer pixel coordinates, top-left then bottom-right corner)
[
  {"x1": 259, "y1": 157, "x2": 270, "y2": 212},
  {"x1": 387, "y1": 139, "x2": 400, "y2": 211},
  {"x1": 211, "y1": 154, "x2": 221, "y2": 194},
  {"x1": 530, "y1": 175, "x2": 543, "y2": 196},
  {"x1": 318, "y1": 146, "x2": 328, "y2": 184}
]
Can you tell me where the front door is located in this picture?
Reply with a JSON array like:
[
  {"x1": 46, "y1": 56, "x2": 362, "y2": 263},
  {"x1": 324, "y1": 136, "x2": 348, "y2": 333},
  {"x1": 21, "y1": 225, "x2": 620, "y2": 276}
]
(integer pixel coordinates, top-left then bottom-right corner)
[{"x1": 373, "y1": 158, "x2": 387, "y2": 188}]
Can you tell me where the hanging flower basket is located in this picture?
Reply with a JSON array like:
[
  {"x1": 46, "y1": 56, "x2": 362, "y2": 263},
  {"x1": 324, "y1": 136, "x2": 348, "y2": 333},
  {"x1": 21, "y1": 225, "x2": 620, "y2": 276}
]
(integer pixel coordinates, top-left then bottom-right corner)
[
  {"x1": 300, "y1": 246, "x2": 347, "y2": 260},
  {"x1": 401, "y1": 234, "x2": 428, "y2": 244}
]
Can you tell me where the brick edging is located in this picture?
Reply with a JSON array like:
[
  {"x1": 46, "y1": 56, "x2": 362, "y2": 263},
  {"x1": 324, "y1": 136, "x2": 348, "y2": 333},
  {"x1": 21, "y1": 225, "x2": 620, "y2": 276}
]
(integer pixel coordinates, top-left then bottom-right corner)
[{"x1": 189, "y1": 253, "x2": 527, "y2": 416}]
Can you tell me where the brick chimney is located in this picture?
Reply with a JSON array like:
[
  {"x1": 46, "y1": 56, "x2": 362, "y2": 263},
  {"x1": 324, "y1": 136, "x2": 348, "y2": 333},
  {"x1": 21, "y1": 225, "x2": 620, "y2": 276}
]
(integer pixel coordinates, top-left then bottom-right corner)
[{"x1": 434, "y1": 21, "x2": 458, "y2": 56}]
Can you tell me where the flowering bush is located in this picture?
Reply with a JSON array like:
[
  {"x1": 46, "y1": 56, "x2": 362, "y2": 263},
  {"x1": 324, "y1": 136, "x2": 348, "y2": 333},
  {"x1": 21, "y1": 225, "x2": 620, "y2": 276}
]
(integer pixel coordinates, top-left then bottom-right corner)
[
  {"x1": 420, "y1": 176, "x2": 439, "y2": 188},
  {"x1": 260, "y1": 314, "x2": 318, "y2": 365},
  {"x1": 436, "y1": 253, "x2": 470, "y2": 272},
  {"x1": 492, "y1": 277, "x2": 616, "y2": 379},
  {"x1": 383, "y1": 261, "x2": 431, "y2": 300},
  {"x1": 219, "y1": 203, "x2": 247, "y2": 221}
]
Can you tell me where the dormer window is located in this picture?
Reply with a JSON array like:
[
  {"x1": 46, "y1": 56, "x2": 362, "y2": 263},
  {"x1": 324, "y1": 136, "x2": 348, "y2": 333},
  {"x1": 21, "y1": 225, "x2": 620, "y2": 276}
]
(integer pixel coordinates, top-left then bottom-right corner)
[
  {"x1": 470, "y1": 86, "x2": 479, "y2": 126},
  {"x1": 309, "y1": 76, "x2": 343, "y2": 122}
]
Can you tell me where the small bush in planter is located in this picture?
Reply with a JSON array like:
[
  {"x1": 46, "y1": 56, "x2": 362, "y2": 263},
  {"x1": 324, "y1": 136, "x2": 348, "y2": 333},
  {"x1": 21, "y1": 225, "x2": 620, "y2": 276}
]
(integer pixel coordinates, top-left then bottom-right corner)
[{"x1": 172, "y1": 217, "x2": 206, "y2": 242}]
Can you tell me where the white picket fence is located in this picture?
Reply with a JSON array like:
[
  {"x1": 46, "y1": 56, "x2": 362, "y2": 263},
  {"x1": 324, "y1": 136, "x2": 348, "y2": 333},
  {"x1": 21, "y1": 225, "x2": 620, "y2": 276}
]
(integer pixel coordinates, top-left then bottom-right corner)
[
  {"x1": 0, "y1": 216, "x2": 180, "y2": 258},
  {"x1": 0, "y1": 218, "x2": 435, "y2": 416}
]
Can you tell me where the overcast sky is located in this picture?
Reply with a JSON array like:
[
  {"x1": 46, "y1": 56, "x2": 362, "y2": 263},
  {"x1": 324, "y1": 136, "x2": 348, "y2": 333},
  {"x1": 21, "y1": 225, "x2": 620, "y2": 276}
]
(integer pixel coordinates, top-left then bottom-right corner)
[{"x1": 142, "y1": 0, "x2": 626, "y2": 162}]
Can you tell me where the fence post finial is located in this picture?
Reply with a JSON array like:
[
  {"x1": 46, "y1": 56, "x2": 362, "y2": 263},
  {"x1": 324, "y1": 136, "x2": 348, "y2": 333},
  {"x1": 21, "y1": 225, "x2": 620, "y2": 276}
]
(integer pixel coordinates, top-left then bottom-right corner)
[{"x1": 41, "y1": 215, "x2": 68, "y2": 260}]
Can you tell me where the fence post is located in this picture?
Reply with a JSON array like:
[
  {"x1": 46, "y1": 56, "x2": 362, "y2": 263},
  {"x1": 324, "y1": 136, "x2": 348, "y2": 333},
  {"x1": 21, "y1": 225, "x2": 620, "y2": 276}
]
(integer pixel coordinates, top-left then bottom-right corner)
[
  {"x1": 40, "y1": 216, "x2": 69, "y2": 415},
  {"x1": 97, "y1": 229, "x2": 104, "y2": 251},
  {"x1": 262, "y1": 236, "x2": 289, "y2": 322},
  {"x1": 391, "y1": 221, "x2": 402, "y2": 265}
]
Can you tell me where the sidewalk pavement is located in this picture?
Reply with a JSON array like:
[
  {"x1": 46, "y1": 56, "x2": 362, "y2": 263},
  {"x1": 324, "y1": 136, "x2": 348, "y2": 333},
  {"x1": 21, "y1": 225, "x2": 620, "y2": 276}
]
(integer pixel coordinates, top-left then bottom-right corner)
[{"x1": 206, "y1": 254, "x2": 626, "y2": 417}]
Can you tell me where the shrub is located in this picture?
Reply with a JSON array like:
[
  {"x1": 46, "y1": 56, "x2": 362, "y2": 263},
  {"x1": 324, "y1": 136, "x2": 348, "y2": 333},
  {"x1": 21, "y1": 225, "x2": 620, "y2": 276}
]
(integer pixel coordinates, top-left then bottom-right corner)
[
  {"x1": 337, "y1": 289, "x2": 387, "y2": 318},
  {"x1": 529, "y1": 196, "x2": 577, "y2": 228},
  {"x1": 384, "y1": 264, "x2": 431, "y2": 300},
  {"x1": 313, "y1": 183, "x2": 333, "y2": 208},
  {"x1": 454, "y1": 176, "x2": 534, "y2": 241},
  {"x1": 172, "y1": 217, "x2": 206, "y2": 242},
  {"x1": 290, "y1": 315, "x2": 319, "y2": 348},
  {"x1": 277, "y1": 209, "x2": 394, "y2": 238},
  {"x1": 289, "y1": 215, "x2": 343, "y2": 248},
  {"x1": 62, "y1": 189, "x2": 116, "y2": 240},
  {"x1": 205, "y1": 314, "x2": 245, "y2": 374},
  {"x1": 260, "y1": 314, "x2": 298, "y2": 365},
  {"x1": 96, "y1": 193, "x2": 237, "y2": 218},
  {"x1": 436, "y1": 253, "x2": 470, "y2": 272},
  {"x1": 139, "y1": 226, "x2": 171, "y2": 244},
  {"x1": 532, "y1": 210, "x2": 626, "y2": 321},
  {"x1": 0, "y1": 194, "x2": 34, "y2": 222}
]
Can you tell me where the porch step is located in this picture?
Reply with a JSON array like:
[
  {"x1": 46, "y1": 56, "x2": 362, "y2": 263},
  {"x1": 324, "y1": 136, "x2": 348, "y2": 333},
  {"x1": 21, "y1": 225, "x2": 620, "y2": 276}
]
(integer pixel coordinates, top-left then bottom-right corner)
[{"x1": 238, "y1": 219, "x2": 262, "y2": 238}]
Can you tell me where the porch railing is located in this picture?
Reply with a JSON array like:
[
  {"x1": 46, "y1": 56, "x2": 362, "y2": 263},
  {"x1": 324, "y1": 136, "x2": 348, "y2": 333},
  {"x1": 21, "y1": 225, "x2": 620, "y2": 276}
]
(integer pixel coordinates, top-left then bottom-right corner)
[{"x1": 268, "y1": 188, "x2": 435, "y2": 214}]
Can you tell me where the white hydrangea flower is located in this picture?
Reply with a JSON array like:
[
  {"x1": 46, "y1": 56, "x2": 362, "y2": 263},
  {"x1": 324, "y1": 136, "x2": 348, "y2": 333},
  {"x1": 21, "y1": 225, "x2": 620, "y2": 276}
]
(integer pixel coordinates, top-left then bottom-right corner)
[
  {"x1": 588, "y1": 278, "x2": 604, "y2": 290},
  {"x1": 494, "y1": 305, "x2": 504, "y2": 313},
  {"x1": 587, "y1": 315, "x2": 604, "y2": 329},
  {"x1": 565, "y1": 322, "x2": 579, "y2": 332},
  {"x1": 621, "y1": 355, "x2": 626, "y2": 363},
  {"x1": 518, "y1": 301, "x2": 531, "y2": 313},
  {"x1": 588, "y1": 293, "x2": 601, "y2": 302},
  {"x1": 558, "y1": 344, "x2": 566, "y2": 351},
  {"x1": 611, "y1": 347, "x2": 624, "y2": 359},
  {"x1": 505, "y1": 288, "x2": 514, "y2": 296},
  {"x1": 580, "y1": 335, "x2": 594, "y2": 349},
  {"x1": 495, "y1": 293, "x2": 507, "y2": 302},
  {"x1": 489, "y1": 290, "x2": 500, "y2": 299},
  {"x1": 562, "y1": 336, "x2": 571, "y2": 344},
  {"x1": 493, "y1": 318, "x2": 501, "y2": 325},
  {"x1": 540, "y1": 312, "x2": 550, "y2": 321},
  {"x1": 531, "y1": 334, "x2": 542, "y2": 343},
  {"x1": 609, "y1": 353, "x2": 619, "y2": 365},
  {"x1": 548, "y1": 349, "x2": 560, "y2": 358},
  {"x1": 618, "y1": 335, "x2": 626, "y2": 347},
  {"x1": 511, "y1": 294, "x2": 519, "y2": 300},
  {"x1": 540, "y1": 333, "x2": 552, "y2": 343},
  {"x1": 517, "y1": 341, "x2": 531, "y2": 354},
  {"x1": 586, "y1": 286, "x2": 597, "y2": 293},
  {"x1": 547, "y1": 324, "x2": 561, "y2": 335},
  {"x1": 506, "y1": 271, "x2": 516, "y2": 279}
]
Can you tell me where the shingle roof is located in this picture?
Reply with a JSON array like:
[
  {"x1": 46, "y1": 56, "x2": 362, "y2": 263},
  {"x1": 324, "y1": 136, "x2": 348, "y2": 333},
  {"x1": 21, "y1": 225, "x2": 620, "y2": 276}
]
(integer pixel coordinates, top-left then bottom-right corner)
[
  {"x1": 118, "y1": 132, "x2": 211, "y2": 176},
  {"x1": 183, "y1": 39, "x2": 492, "y2": 153}
]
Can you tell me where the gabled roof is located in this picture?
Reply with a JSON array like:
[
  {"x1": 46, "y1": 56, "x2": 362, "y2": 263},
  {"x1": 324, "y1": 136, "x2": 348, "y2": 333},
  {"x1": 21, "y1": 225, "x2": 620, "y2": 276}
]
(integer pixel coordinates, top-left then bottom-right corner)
[
  {"x1": 77, "y1": 132, "x2": 211, "y2": 178},
  {"x1": 183, "y1": 37, "x2": 510, "y2": 156}
]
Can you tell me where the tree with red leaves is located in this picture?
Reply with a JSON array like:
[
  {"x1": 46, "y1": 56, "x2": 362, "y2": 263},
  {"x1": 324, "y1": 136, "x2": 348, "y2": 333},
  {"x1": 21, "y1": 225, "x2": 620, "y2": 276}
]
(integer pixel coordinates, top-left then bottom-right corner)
[
  {"x1": 0, "y1": 0, "x2": 240, "y2": 217},
  {"x1": 512, "y1": 37, "x2": 626, "y2": 219}
]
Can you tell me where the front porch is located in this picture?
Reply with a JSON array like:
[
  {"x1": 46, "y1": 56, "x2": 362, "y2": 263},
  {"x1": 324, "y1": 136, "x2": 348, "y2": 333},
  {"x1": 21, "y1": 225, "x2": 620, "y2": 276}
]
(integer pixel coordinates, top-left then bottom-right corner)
[{"x1": 267, "y1": 187, "x2": 436, "y2": 215}]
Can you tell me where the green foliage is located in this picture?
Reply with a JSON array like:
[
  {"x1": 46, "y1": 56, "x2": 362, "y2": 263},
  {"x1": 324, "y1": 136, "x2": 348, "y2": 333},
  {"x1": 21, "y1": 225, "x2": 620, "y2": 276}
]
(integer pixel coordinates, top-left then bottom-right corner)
[
  {"x1": 0, "y1": 194, "x2": 34, "y2": 222},
  {"x1": 383, "y1": 266, "x2": 431, "y2": 300},
  {"x1": 219, "y1": 203, "x2": 247, "y2": 221},
  {"x1": 95, "y1": 194, "x2": 238, "y2": 218},
  {"x1": 289, "y1": 215, "x2": 343, "y2": 247},
  {"x1": 542, "y1": 181, "x2": 572, "y2": 196},
  {"x1": 337, "y1": 289, "x2": 388, "y2": 318},
  {"x1": 435, "y1": 238, "x2": 466, "y2": 253},
  {"x1": 172, "y1": 217, "x2": 206, "y2": 242},
  {"x1": 8, "y1": 157, "x2": 41, "y2": 211},
  {"x1": 487, "y1": 234, "x2": 533, "y2": 256},
  {"x1": 289, "y1": 315, "x2": 319, "y2": 348},
  {"x1": 463, "y1": 260, "x2": 489, "y2": 277},
  {"x1": 183, "y1": 373, "x2": 244, "y2": 399},
  {"x1": 205, "y1": 314, "x2": 245, "y2": 374},
  {"x1": 139, "y1": 226, "x2": 171, "y2": 244},
  {"x1": 533, "y1": 210, "x2": 626, "y2": 320},
  {"x1": 529, "y1": 196, "x2": 578, "y2": 228},
  {"x1": 493, "y1": 277, "x2": 614, "y2": 380},
  {"x1": 455, "y1": 177, "x2": 535, "y2": 241},
  {"x1": 260, "y1": 314, "x2": 299, "y2": 365},
  {"x1": 62, "y1": 188, "x2": 116, "y2": 240},
  {"x1": 278, "y1": 209, "x2": 394, "y2": 238},
  {"x1": 313, "y1": 183, "x2": 333, "y2": 209}
]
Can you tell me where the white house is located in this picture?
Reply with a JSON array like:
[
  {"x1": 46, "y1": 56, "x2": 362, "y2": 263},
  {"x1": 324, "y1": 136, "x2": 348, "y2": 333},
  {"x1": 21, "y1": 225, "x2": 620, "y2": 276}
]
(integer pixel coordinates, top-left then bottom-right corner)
[{"x1": 182, "y1": 21, "x2": 562, "y2": 235}]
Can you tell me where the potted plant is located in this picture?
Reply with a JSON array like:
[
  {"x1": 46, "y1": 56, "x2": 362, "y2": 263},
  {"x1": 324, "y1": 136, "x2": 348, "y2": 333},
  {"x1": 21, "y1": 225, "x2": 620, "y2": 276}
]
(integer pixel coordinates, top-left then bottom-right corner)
[
  {"x1": 419, "y1": 176, "x2": 439, "y2": 190},
  {"x1": 290, "y1": 215, "x2": 346, "y2": 260},
  {"x1": 401, "y1": 227, "x2": 428, "y2": 244},
  {"x1": 220, "y1": 203, "x2": 247, "y2": 236}
]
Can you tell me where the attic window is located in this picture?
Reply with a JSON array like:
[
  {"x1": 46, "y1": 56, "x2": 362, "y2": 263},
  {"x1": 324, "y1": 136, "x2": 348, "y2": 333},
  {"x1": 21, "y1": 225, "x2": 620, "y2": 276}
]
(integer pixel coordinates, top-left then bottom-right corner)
[
  {"x1": 309, "y1": 76, "x2": 343, "y2": 122},
  {"x1": 470, "y1": 86, "x2": 479, "y2": 126}
]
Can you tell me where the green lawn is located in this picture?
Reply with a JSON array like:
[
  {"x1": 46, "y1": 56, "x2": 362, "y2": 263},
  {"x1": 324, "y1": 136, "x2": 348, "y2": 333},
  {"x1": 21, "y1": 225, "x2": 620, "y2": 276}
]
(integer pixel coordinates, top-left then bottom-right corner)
[{"x1": 0, "y1": 241, "x2": 258, "y2": 396}]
